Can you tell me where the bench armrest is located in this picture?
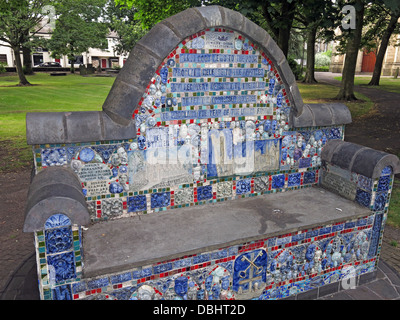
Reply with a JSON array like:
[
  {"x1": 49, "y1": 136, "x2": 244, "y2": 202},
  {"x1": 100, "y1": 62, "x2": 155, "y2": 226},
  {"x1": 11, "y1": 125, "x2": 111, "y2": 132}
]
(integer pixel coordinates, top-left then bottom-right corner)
[
  {"x1": 24, "y1": 167, "x2": 90, "y2": 232},
  {"x1": 321, "y1": 140, "x2": 400, "y2": 179},
  {"x1": 320, "y1": 140, "x2": 400, "y2": 210}
]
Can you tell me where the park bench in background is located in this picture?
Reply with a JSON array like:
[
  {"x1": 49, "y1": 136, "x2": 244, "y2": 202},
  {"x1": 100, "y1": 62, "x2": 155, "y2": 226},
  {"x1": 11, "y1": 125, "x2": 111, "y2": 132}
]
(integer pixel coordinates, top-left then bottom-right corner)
[{"x1": 24, "y1": 6, "x2": 400, "y2": 300}]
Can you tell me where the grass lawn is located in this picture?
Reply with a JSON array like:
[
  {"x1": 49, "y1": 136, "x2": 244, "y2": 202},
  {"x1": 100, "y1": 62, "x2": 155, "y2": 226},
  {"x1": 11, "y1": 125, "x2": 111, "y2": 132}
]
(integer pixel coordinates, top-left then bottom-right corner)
[
  {"x1": 297, "y1": 82, "x2": 374, "y2": 119},
  {"x1": 334, "y1": 76, "x2": 400, "y2": 94},
  {"x1": 389, "y1": 185, "x2": 400, "y2": 228},
  {"x1": 331, "y1": 77, "x2": 400, "y2": 228},
  {"x1": 0, "y1": 72, "x2": 114, "y2": 172}
]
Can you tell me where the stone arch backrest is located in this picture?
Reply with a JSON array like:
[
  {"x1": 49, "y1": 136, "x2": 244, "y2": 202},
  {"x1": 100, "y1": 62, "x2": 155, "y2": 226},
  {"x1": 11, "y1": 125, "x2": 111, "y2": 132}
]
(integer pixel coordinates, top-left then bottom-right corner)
[{"x1": 102, "y1": 5, "x2": 303, "y2": 126}]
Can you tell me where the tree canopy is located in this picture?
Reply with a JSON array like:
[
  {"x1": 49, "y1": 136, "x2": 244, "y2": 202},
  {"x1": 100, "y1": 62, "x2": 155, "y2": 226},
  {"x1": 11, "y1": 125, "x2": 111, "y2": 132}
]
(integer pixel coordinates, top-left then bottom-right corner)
[
  {"x1": 48, "y1": 0, "x2": 109, "y2": 72},
  {"x1": 0, "y1": 0, "x2": 54, "y2": 85}
]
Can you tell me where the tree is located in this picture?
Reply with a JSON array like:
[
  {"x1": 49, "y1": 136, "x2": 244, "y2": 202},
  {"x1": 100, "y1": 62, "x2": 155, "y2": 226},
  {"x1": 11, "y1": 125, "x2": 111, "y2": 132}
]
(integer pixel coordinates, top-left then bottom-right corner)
[
  {"x1": 367, "y1": 0, "x2": 400, "y2": 86},
  {"x1": 48, "y1": 0, "x2": 109, "y2": 73},
  {"x1": 293, "y1": 0, "x2": 338, "y2": 83},
  {"x1": 105, "y1": 1, "x2": 147, "y2": 55},
  {"x1": 116, "y1": 0, "x2": 299, "y2": 58},
  {"x1": 259, "y1": 0, "x2": 298, "y2": 58},
  {"x1": 115, "y1": 0, "x2": 201, "y2": 30},
  {"x1": 0, "y1": 0, "x2": 52, "y2": 86},
  {"x1": 335, "y1": 0, "x2": 366, "y2": 101}
]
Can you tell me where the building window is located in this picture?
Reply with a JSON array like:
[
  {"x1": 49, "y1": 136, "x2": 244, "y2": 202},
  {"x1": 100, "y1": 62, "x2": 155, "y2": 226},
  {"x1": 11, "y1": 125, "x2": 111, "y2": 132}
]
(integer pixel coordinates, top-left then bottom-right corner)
[
  {"x1": 33, "y1": 54, "x2": 44, "y2": 66},
  {"x1": 69, "y1": 56, "x2": 83, "y2": 65},
  {"x1": 0, "y1": 54, "x2": 7, "y2": 64}
]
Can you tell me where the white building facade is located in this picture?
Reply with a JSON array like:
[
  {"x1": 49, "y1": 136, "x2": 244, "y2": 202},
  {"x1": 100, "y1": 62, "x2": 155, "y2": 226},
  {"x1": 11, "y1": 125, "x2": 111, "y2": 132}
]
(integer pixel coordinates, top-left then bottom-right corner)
[{"x1": 0, "y1": 28, "x2": 128, "y2": 69}]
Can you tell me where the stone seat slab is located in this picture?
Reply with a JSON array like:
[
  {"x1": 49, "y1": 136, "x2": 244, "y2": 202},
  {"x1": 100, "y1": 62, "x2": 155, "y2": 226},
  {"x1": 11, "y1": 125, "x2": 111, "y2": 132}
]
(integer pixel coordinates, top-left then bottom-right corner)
[{"x1": 82, "y1": 186, "x2": 370, "y2": 278}]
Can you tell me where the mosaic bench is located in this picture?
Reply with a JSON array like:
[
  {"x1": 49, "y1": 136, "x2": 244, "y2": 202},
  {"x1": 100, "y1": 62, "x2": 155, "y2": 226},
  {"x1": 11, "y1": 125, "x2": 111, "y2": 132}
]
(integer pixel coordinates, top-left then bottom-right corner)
[{"x1": 23, "y1": 5, "x2": 400, "y2": 300}]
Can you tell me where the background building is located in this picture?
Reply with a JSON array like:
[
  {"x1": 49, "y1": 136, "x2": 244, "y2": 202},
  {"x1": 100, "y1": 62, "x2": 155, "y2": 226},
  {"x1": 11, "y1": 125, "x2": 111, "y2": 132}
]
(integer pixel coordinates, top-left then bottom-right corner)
[
  {"x1": 330, "y1": 34, "x2": 400, "y2": 76},
  {"x1": 0, "y1": 24, "x2": 128, "y2": 69}
]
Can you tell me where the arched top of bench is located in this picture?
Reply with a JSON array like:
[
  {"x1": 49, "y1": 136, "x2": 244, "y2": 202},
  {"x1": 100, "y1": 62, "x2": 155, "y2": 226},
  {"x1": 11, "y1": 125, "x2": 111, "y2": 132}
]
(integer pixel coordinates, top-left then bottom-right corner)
[{"x1": 102, "y1": 5, "x2": 305, "y2": 126}]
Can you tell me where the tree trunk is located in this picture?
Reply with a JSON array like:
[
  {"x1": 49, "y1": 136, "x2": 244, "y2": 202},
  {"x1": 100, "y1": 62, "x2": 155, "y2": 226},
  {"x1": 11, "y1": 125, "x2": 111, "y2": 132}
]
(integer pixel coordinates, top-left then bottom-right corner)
[
  {"x1": 278, "y1": 0, "x2": 297, "y2": 58},
  {"x1": 300, "y1": 40, "x2": 305, "y2": 76},
  {"x1": 368, "y1": 13, "x2": 400, "y2": 86},
  {"x1": 69, "y1": 55, "x2": 75, "y2": 74},
  {"x1": 303, "y1": 26, "x2": 318, "y2": 84},
  {"x1": 335, "y1": 0, "x2": 365, "y2": 101},
  {"x1": 261, "y1": 0, "x2": 296, "y2": 58},
  {"x1": 278, "y1": 27, "x2": 291, "y2": 58},
  {"x1": 13, "y1": 46, "x2": 31, "y2": 86},
  {"x1": 22, "y1": 46, "x2": 34, "y2": 75}
]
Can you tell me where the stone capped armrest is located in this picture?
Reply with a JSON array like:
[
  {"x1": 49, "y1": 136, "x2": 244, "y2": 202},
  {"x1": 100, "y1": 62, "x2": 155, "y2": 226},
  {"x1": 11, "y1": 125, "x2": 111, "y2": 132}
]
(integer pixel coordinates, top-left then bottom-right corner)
[
  {"x1": 291, "y1": 103, "x2": 352, "y2": 128},
  {"x1": 24, "y1": 166, "x2": 90, "y2": 232},
  {"x1": 320, "y1": 140, "x2": 400, "y2": 209},
  {"x1": 321, "y1": 140, "x2": 400, "y2": 179},
  {"x1": 26, "y1": 111, "x2": 136, "y2": 145}
]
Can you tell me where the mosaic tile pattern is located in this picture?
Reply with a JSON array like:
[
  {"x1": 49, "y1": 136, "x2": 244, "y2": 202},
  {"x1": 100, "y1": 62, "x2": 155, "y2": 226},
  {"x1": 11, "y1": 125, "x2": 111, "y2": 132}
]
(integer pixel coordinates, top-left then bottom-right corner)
[
  {"x1": 33, "y1": 28, "x2": 345, "y2": 221},
  {"x1": 35, "y1": 215, "x2": 83, "y2": 300},
  {"x1": 31, "y1": 26, "x2": 394, "y2": 300},
  {"x1": 38, "y1": 213, "x2": 380, "y2": 300}
]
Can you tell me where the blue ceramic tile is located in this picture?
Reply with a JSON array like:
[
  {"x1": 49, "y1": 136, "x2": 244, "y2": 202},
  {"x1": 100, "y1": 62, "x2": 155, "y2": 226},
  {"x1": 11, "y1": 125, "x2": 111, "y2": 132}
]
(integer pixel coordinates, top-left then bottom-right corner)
[
  {"x1": 72, "y1": 282, "x2": 87, "y2": 294},
  {"x1": 232, "y1": 249, "x2": 268, "y2": 293},
  {"x1": 87, "y1": 277, "x2": 110, "y2": 290},
  {"x1": 374, "y1": 192, "x2": 388, "y2": 211},
  {"x1": 368, "y1": 213, "x2": 383, "y2": 258},
  {"x1": 44, "y1": 214, "x2": 71, "y2": 229},
  {"x1": 197, "y1": 185, "x2": 213, "y2": 201},
  {"x1": 355, "y1": 189, "x2": 371, "y2": 208},
  {"x1": 193, "y1": 253, "x2": 210, "y2": 264},
  {"x1": 41, "y1": 148, "x2": 66, "y2": 167},
  {"x1": 79, "y1": 148, "x2": 95, "y2": 162},
  {"x1": 111, "y1": 272, "x2": 132, "y2": 284},
  {"x1": 151, "y1": 192, "x2": 170, "y2": 208},
  {"x1": 109, "y1": 182, "x2": 123, "y2": 194},
  {"x1": 132, "y1": 267, "x2": 152, "y2": 279},
  {"x1": 45, "y1": 227, "x2": 73, "y2": 254},
  {"x1": 357, "y1": 175, "x2": 372, "y2": 191},
  {"x1": 153, "y1": 262, "x2": 173, "y2": 274},
  {"x1": 271, "y1": 174, "x2": 285, "y2": 189},
  {"x1": 128, "y1": 195, "x2": 147, "y2": 212},
  {"x1": 303, "y1": 171, "x2": 316, "y2": 184},
  {"x1": 381, "y1": 166, "x2": 392, "y2": 176},
  {"x1": 47, "y1": 252, "x2": 76, "y2": 283},
  {"x1": 344, "y1": 221, "x2": 356, "y2": 229},
  {"x1": 236, "y1": 179, "x2": 251, "y2": 194},
  {"x1": 52, "y1": 285, "x2": 72, "y2": 300},
  {"x1": 288, "y1": 173, "x2": 301, "y2": 187},
  {"x1": 377, "y1": 176, "x2": 390, "y2": 192}
]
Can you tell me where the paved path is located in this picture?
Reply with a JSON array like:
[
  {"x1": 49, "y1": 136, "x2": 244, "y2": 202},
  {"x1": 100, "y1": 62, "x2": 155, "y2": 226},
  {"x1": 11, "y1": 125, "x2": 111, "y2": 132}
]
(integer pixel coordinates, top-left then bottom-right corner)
[
  {"x1": 315, "y1": 71, "x2": 400, "y2": 275},
  {"x1": 318, "y1": 259, "x2": 400, "y2": 300},
  {"x1": 315, "y1": 72, "x2": 400, "y2": 155}
]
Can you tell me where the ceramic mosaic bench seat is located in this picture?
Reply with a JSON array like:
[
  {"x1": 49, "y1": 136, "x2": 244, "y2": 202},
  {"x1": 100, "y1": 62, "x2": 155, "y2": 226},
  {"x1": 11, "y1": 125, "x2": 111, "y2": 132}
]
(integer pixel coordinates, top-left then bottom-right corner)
[
  {"x1": 23, "y1": 5, "x2": 400, "y2": 300},
  {"x1": 82, "y1": 185, "x2": 372, "y2": 279}
]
